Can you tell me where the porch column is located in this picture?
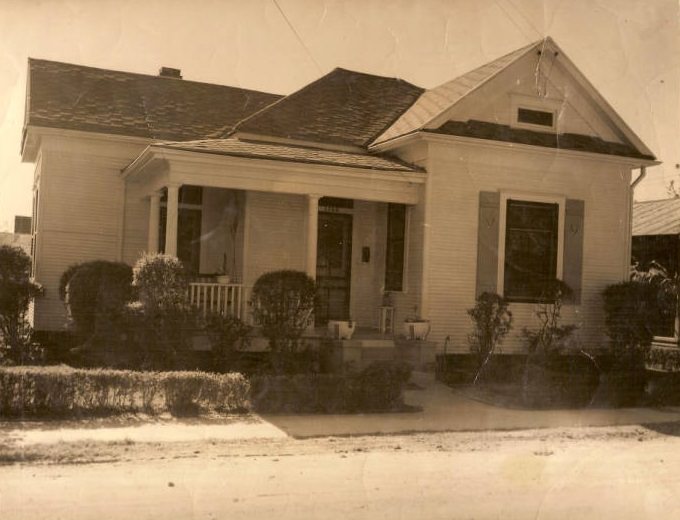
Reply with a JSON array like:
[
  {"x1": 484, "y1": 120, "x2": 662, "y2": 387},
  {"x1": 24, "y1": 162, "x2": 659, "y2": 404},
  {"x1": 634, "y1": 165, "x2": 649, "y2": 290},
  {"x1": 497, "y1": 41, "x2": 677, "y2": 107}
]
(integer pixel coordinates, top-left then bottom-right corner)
[
  {"x1": 306, "y1": 194, "x2": 321, "y2": 279},
  {"x1": 164, "y1": 184, "x2": 180, "y2": 256},
  {"x1": 147, "y1": 191, "x2": 161, "y2": 253}
]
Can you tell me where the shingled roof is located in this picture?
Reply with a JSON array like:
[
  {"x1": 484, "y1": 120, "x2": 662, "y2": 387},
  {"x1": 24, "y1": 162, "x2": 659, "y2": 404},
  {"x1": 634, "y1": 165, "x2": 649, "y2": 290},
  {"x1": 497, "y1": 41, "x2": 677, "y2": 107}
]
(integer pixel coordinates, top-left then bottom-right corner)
[
  {"x1": 154, "y1": 138, "x2": 422, "y2": 172},
  {"x1": 24, "y1": 59, "x2": 282, "y2": 142},
  {"x1": 372, "y1": 40, "x2": 539, "y2": 145},
  {"x1": 231, "y1": 68, "x2": 424, "y2": 148},
  {"x1": 633, "y1": 198, "x2": 680, "y2": 236}
]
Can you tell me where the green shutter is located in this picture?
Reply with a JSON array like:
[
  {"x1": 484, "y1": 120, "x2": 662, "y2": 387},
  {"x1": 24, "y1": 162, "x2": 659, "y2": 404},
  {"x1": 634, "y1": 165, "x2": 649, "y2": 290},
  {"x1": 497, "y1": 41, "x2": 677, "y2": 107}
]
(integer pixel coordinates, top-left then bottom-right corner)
[
  {"x1": 476, "y1": 191, "x2": 500, "y2": 296},
  {"x1": 563, "y1": 199, "x2": 585, "y2": 304}
]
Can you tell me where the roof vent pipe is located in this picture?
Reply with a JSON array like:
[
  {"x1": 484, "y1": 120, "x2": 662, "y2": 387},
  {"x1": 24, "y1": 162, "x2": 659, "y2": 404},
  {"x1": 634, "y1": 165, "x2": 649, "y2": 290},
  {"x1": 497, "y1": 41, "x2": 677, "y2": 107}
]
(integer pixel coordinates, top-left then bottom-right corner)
[{"x1": 159, "y1": 67, "x2": 182, "y2": 79}]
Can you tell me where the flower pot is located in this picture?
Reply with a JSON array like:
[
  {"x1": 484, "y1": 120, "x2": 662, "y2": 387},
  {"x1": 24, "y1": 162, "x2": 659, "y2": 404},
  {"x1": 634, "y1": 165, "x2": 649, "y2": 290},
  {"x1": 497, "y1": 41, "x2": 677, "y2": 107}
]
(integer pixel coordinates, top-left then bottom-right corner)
[
  {"x1": 403, "y1": 320, "x2": 430, "y2": 340},
  {"x1": 328, "y1": 320, "x2": 355, "y2": 340},
  {"x1": 215, "y1": 274, "x2": 231, "y2": 284}
]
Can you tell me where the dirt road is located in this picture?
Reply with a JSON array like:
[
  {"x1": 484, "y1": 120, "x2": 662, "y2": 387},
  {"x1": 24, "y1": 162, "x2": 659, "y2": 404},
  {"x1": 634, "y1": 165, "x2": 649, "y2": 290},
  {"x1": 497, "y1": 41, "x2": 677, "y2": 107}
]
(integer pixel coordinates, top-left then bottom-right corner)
[{"x1": 3, "y1": 423, "x2": 680, "y2": 519}]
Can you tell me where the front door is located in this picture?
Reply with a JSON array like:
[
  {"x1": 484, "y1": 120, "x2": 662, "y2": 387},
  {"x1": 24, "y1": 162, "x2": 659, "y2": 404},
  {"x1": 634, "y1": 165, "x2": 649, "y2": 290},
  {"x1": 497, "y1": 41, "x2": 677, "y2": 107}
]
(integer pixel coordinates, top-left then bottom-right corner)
[{"x1": 316, "y1": 212, "x2": 352, "y2": 324}]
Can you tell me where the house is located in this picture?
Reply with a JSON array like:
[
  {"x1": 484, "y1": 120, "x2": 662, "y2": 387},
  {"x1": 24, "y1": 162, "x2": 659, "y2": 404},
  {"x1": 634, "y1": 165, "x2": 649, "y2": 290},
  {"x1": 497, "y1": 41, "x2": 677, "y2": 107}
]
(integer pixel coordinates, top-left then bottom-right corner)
[
  {"x1": 632, "y1": 198, "x2": 680, "y2": 339},
  {"x1": 0, "y1": 216, "x2": 32, "y2": 256},
  {"x1": 21, "y1": 37, "x2": 658, "y2": 355}
]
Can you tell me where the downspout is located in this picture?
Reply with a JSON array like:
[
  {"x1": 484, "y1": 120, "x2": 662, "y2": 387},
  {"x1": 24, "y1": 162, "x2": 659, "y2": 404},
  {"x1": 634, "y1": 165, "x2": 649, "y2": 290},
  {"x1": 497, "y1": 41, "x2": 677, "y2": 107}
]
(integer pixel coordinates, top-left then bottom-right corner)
[{"x1": 627, "y1": 166, "x2": 647, "y2": 277}]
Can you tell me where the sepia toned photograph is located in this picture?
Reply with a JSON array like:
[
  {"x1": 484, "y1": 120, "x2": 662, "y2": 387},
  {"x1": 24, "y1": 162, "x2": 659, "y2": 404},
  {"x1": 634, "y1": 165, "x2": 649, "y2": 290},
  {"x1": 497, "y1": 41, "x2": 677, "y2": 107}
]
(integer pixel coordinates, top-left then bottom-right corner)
[{"x1": 0, "y1": 0, "x2": 679, "y2": 518}]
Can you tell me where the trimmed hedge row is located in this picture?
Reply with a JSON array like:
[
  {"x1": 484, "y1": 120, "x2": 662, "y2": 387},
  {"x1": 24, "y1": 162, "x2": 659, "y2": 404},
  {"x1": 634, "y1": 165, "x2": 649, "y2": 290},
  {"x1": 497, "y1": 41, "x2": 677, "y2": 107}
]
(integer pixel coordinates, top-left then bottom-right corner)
[
  {"x1": 250, "y1": 361, "x2": 413, "y2": 414},
  {"x1": 0, "y1": 366, "x2": 249, "y2": 417}
]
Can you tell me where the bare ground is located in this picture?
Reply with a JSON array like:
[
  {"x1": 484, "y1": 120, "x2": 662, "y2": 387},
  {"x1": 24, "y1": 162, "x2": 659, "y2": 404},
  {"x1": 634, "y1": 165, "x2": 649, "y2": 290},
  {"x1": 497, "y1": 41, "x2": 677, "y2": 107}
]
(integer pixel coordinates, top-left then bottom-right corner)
[
  {"x1": 1, "y1": 418, "x2": 679, "y2": 466},
  {"x1": 3, "y1": 421, "x2": 680, "y2": 519}
]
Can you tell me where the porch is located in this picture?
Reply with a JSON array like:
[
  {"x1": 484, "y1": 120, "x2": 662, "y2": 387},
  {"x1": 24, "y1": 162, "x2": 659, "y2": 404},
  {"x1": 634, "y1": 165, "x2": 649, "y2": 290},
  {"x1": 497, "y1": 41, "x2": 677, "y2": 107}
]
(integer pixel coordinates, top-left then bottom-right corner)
[{"x1": 122, "y1": 138, "x2": 428, "y2": 342}]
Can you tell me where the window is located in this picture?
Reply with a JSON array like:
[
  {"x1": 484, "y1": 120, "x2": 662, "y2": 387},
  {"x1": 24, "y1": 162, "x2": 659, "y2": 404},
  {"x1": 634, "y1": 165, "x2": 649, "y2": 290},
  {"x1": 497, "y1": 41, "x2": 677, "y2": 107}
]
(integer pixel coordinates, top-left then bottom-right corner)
[
  {"x1": 159, "y1": 186, "x2": 203, "y2": 274},
  {"x1": 502, "y1": 199, "x2": 560, "y2": 302},
  {"x1": 385, "y1": 204, "x2": 407, "y2": 291},
  {"x1": 510, "y1": 93, "x2": 561, "y2": 131},
  {"x1": 517, "y1": 107, "x2": 554, "y2": 128}
]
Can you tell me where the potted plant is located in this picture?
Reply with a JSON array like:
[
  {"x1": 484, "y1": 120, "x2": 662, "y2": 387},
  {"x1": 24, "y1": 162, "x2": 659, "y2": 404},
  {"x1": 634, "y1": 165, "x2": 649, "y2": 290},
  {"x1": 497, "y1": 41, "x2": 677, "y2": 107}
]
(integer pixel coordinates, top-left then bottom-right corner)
[
  {"x1": 328, "y1": 318, "x2": 356, "y2": 339},
  {"x1": 403, "y1": 305, "x2": 430, "y2": 340}
]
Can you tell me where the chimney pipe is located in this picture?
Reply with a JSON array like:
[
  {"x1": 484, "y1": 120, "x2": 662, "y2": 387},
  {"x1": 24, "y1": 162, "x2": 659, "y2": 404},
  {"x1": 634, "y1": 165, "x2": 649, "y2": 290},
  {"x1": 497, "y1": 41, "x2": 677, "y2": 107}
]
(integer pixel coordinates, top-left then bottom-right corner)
[{"x1": 159, "y1": 67, "x2": 182, "y2": 79}]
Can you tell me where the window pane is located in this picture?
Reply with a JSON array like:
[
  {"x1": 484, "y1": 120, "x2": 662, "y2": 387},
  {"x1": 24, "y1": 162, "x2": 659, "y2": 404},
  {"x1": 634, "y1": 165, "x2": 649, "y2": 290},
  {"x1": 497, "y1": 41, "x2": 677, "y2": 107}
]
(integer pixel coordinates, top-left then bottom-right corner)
[
  {"x1": 517, "y1": 108, "x2": 554, "y2": 127},
  {"x1": 504, "y1": 200, "x2": 558, "y2": 301},
  {"x1": 385, "y1": 204, "x2": 406, "y2": 291}
]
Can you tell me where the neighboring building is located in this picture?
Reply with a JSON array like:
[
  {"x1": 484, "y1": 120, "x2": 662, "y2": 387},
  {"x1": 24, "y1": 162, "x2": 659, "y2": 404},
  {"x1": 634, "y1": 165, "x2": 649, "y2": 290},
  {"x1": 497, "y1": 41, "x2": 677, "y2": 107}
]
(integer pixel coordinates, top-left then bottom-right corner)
[
  {"x1": 21, "y1": 37, "x2": 657, "y2": 353},
  {"x1": 632, "y1": 198, "x2": 680, "y2": 339},
  {"x1": 0, "y1": 215, "x2": 32, "y2": 256},
  {"x1": 633, "y1": 198, "x2": 680, "y2": 275}
]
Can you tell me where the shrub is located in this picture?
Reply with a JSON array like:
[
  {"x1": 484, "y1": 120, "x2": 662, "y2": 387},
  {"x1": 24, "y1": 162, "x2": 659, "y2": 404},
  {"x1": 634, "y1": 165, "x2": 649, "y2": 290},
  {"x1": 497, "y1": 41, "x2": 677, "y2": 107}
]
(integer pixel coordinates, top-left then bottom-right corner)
[
  {"x1": 631, "y1": 262, "x2": 679, "y2": 343},
  {"x1": 0, "y1": 245, "x2": 43, "y2": 364},
  {"x1": 250, "y1": 360, "x2": 412, "y2": 413},
  {"x1": 128, "y1": 253, "x2": 194, "y2": 370},
  {"x1": 522, "y1": 280, "x2": 577, "y2": 357},
  {"x1": 467, "y1": 292, "x2": 513, "y2": 383},
  {"x1": 602, "y1": 280, "x2": 661, "y2": 369},
  {"x1": 58, "y1": 263, "x2": 82, "y2": 302},
  {"x1": 133, "y1": 253, "x2": 188, "y2": 312},
  {"x1": 0, "y1": 366, "x2": 249, "y2": 417},
  {"x1": 203, "y1": 312, "x2": 252, "y2": 371},
  {"x1": 350, "y1": 360, "x2": 413, "y2": 411},
  {"x1": 521, "y1": 280, "x2": 584, "y2": 408},
  {"x1": 64, "y1": 261, "x2": 134, "y2": 341},
  {"x1": 251, "y1": 270, "x2": 316, "y2": 373}
]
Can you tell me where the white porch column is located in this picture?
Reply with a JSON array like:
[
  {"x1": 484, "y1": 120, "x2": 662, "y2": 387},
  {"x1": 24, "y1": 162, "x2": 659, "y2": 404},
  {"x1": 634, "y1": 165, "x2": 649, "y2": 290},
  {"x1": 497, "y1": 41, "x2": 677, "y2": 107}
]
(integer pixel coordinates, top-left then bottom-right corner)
[
  {"x1": 147, "y1": 191, "x2": 161, "y2": 253},
  {"x1": 306, "y1": 194, "x2": 321, "y2": 279},
  {"x1": 164, "y1": 184, "x2": 180, "y2": 256}
]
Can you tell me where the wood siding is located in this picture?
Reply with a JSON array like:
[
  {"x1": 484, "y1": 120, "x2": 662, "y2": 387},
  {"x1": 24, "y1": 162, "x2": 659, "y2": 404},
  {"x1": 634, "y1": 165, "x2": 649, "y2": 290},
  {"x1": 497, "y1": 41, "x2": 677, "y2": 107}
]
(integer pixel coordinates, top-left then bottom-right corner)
[
  {"x1": 421, "y1": 140, "x2": 631, "y2": 353},
  {"x1": 33, "y1": 135, "x2": 146, "y2": 331}
]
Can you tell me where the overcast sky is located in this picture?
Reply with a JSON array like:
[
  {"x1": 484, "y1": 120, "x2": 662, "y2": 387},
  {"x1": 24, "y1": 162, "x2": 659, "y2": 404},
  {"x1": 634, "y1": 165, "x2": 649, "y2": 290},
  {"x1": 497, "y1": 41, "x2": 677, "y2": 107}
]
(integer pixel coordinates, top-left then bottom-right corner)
[{"x1": 0, "y1": 0, "x2": 677, "y2": 231}]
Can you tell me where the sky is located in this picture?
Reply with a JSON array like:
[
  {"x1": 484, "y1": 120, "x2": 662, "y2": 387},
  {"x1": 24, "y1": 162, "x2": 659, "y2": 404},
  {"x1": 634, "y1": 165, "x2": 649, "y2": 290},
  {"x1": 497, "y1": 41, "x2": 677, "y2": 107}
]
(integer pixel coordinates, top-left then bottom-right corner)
[{"x1": 0, "y1": 0, "x2": 678, "y2": 232}]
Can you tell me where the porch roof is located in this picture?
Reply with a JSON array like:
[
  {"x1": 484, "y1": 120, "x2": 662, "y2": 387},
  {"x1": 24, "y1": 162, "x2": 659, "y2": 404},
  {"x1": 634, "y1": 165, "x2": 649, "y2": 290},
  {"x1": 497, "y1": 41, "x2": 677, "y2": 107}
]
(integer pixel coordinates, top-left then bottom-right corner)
[{"x1": 152, "y1": 138, "x2": 423, "y2": 173}]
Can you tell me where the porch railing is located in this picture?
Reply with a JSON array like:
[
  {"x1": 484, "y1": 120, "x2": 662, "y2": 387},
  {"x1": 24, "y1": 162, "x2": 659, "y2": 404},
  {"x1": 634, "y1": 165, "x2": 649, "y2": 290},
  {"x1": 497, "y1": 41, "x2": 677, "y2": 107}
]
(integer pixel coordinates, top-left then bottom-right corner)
[{"x1": 188, "y1": 282, "x2": 244, "y2": 319}]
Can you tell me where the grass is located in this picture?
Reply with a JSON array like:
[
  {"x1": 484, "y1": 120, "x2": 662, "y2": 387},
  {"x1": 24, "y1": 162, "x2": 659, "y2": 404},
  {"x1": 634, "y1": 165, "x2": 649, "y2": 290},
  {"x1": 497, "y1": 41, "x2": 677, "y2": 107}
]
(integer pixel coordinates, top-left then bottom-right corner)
[{"x1": 0, "y1": 439, "x2": 134, "y2": 465}]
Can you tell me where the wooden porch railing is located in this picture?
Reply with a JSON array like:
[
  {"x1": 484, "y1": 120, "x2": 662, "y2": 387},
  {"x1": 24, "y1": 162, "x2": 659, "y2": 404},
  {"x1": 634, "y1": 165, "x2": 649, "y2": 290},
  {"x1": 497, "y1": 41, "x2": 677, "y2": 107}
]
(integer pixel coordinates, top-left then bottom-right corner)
[{"x1": 188, "y1": 282, "x2": 244, "y2": 319}]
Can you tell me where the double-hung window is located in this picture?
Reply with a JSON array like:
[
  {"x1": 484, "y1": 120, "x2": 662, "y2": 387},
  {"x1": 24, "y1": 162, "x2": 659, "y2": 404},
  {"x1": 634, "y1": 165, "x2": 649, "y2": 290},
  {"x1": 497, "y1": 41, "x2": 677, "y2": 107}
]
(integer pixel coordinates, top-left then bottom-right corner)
[
  {"x1": 499, "y1": 195, "x2": 564, "y2": 302},
  {"x1": 385, "y1": 203, "x2": 407, "y2": 292}
]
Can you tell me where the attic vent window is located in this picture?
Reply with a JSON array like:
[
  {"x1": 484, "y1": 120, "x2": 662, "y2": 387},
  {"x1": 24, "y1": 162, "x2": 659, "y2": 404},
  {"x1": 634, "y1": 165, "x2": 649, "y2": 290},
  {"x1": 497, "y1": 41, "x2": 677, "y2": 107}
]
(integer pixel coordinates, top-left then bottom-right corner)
[{"x1": 517, "y1": 107, "x2": 553, "y2": 127}]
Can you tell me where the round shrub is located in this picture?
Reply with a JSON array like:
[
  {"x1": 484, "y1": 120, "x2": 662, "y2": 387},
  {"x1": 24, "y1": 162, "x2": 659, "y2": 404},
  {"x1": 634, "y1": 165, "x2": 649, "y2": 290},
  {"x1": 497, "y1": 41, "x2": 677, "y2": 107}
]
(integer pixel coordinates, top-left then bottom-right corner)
[
  {"x1": 59, "y1": 263, "x2": 82, "y2": 302},
  {"x1": 65, "y1": 261, "x2": 134, "y2": 340},
  {"x1": 133, "y1": 253, "x2": 188, "y2": 311},
  {"x1": 251, "y1": 270, "x2": 316, "y2": 370}
]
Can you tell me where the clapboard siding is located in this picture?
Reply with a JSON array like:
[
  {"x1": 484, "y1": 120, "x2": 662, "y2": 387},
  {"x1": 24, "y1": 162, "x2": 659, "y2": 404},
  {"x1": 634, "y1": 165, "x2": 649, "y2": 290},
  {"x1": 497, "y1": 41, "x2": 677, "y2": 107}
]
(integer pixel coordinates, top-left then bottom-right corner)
[
  {"x1": 349, "y1": 201, "x2": 387, "y2": 328},
  {"x1": 33, "y1": 230, "x2": 129, "y2": 330},
  {"x1": 424, "y1": 141, "x2": 631, "y2": 353},
  {"x1": 121, "y1": 182, "x2": 149, "y2": 265},
  {"x1": 33, "y1": 136, "x2": 146, "y2": 331},
  {"x1": 244, "y1": 191, "x2": 307, "y2": 290}
]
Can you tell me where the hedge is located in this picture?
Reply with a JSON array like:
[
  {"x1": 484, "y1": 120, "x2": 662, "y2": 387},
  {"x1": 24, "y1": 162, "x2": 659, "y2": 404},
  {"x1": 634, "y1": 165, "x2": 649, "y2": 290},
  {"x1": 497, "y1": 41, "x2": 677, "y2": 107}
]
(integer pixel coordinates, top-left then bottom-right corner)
[
  {"x1": 0, "y1": 366, "x2": 249, "y2": 417},
  {"x1": 250, "y1": 361, "x2": 413, "y2": 414}
]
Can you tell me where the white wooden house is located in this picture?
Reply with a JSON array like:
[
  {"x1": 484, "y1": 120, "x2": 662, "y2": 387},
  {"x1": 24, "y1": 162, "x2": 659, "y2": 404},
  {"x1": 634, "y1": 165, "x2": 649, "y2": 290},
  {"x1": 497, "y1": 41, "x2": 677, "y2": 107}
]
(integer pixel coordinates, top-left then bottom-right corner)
[{"x1": 22, "y1": 38, "x2": 658, "y2": 353}]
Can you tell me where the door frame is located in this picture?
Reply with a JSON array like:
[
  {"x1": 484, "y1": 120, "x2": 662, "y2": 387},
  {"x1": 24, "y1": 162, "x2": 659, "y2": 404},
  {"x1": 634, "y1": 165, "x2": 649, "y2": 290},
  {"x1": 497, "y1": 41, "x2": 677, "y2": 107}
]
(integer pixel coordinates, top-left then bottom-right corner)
[{"x1": 315, "y1": 211, "x2": 353, "y2": 324}]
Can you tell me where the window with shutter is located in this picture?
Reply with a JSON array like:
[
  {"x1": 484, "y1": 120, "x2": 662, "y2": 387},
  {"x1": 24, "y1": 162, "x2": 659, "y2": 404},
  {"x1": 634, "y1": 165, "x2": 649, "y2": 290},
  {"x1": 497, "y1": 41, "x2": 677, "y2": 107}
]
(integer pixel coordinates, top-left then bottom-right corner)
[
  {"x1": 475, "y1": 192, "x2": 583, "y2": 304},
  {"x1": 503, "y1": 200, "x2": 559, "y2": 301}
]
